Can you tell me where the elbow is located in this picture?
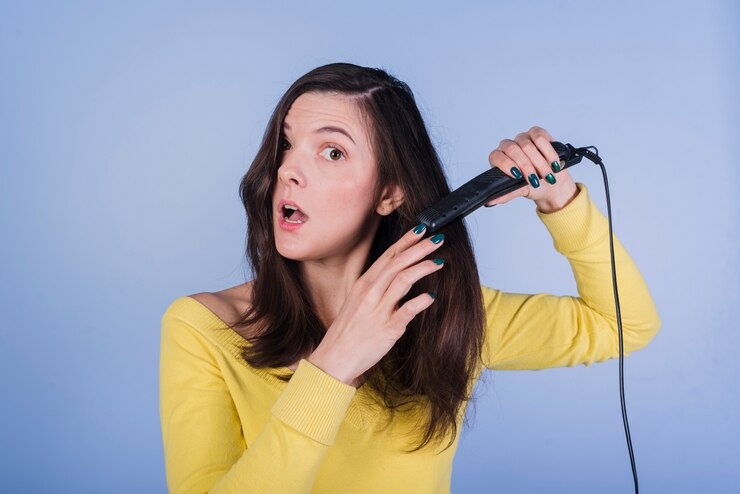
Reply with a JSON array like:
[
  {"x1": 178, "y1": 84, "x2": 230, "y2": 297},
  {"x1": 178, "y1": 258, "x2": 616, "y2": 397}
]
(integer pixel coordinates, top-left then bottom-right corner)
[
  {"x1": 644, "y1": 303, "x2": 662, "y2": 342},
  {"x1": 628, "y1": 312, "x2": 662, "y2": 354},
  {"x1": 646, "y1": 313, "x2": 662, "y2": 345},
  {"x1": 641, "y1": 296, "x2": 663, "y2": 348},
  {"x1": 602, "y1": 306, "x2": 661, "y2": 356}
]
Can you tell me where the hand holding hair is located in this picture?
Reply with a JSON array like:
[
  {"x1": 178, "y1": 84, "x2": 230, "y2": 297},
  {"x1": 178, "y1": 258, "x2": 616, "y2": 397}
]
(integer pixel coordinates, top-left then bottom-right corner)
[
  {"x1": 485, "y1": 126, "x2": 579, "y2": 213},
  {"x1": 307, "y1": 224, "x2": 445, "y2": 388}
]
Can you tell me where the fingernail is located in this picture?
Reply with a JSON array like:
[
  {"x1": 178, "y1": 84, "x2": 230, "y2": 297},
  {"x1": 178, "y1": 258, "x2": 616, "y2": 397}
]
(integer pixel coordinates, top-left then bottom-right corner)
[
  {"x1": 551, "y1": 161, "x2": 561, "y2": 172},
  {"x1": 484, "y1": 203, "x2": 496, "y2": 208},
  {"x1": 545, "y1": 173, "x2": 556, "y2": 185},
  {"x1": 430, "y1": 233, "x2": 445, "y2": 244},
  {"x1": 528, "y1": 174, "x2": 540, "y2": 188},
  {"x1": 432, "y1": 258, "x2": 445, "y2": 265},
  {"x1": 510, "y1": 167, "x2": 523, "y2": 179},
  {"x1": 428, "y1": 292, "x2": 437, "y2": 299},
  {"x1": 413, "y1": 223, "x2": 426, "y2": 234}
]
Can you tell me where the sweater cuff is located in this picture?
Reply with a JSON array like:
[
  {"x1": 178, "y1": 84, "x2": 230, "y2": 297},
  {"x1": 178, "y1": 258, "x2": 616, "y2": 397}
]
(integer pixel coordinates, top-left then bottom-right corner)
[
  {"x1": 270, "y1": 358, "x2": 357, "y2": 447},
  {"x1": 535, "y1": 182, "x2": 608, "y2": 255}
]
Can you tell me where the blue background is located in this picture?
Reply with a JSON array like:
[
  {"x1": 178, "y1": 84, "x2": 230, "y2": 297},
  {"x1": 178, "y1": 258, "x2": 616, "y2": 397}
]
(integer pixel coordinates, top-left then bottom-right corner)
[{"x1": 1, "y1": 1, "x2": 738, "y2": 492}]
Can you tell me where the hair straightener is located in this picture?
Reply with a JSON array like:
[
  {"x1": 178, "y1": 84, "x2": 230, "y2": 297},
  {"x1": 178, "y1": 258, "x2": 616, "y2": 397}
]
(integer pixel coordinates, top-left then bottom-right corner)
[{"x1": 417, "y1": 142, "x2": 594, "y2": 231}]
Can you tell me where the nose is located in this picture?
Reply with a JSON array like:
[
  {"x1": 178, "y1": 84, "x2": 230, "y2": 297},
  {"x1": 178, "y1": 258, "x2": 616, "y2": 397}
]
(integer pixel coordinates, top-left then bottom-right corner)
[{"x1": 277, "y1": 153, "x2": 305, "y2": 187}]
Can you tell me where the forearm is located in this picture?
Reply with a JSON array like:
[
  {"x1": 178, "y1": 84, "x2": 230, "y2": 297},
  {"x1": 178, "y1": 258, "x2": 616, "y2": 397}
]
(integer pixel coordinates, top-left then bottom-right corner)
[
  {"x1": 536, "y1": 183, "x2": 662, "y2": 348},
  {"x1": 161, "y1": 309, "x2": 357, "y2": 493}
]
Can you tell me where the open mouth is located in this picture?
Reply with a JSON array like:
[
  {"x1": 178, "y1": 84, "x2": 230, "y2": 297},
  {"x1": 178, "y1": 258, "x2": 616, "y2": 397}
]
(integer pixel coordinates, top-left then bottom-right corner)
[{"x1": 282, "y1": 204, "x2": 308, "y2": 224}]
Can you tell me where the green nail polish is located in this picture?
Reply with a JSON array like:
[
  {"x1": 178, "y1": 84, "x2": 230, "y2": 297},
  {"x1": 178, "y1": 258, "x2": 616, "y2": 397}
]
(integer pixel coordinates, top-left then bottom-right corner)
[
  {"x1": 551, "y1": 161, "x2": 561, "y2": 172},
  {"x1": 413, "y1": 223, "x2": 426, "y2": 234},
  {"x1": 511, "y1": 167, "x2": 523, "y2": 179},
  {"x1": 428, "y1": 292, "x2": 437, "y2": 299},
  {"x1": 545, "y1": 173, "x2": 556, "y2": 184},
  {"x1": 430, "y1": 233, "x2": 445, "y2": 244},
  {"x1": 432, "y1": 258, "x2": 444, "y2": 265},
  {"x1": 528, "y1": 174, "x2": 540, "y2": 188}
]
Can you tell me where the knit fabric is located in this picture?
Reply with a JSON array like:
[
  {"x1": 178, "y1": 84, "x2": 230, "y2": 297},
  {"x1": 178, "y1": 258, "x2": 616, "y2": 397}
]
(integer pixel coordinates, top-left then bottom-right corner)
[{"x1": 159, "y1": 182, "x2": 661, "y2": 493}]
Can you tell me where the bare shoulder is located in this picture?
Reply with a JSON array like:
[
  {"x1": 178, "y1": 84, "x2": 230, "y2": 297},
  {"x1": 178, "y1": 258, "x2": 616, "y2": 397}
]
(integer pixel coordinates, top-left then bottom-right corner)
[
  {"x1": 189, "y1": 281, "x2": 301, "y2": 372},
  {"x1": 187, "y1": 281, "x2": 255, "y2": 330}
]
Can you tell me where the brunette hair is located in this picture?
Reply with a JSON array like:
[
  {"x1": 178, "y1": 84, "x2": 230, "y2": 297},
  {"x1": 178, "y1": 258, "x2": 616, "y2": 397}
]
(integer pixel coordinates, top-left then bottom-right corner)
[{"x1": 234, "y1": 62, "x2": 486, "y2": 453}]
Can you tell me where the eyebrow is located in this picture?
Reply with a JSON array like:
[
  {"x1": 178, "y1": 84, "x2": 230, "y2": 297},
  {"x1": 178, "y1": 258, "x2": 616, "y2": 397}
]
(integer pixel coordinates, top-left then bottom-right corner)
[{"x1": 282, "y1": 121, "x2": 356, "y2": 145}]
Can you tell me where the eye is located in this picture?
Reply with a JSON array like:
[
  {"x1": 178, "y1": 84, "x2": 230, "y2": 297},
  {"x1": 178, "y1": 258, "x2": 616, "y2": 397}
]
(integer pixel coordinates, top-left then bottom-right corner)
[
  {"x1": 320, "y1": 145, "x2": 345, "y2": 162},
  {"x1": 278, "y1": 136, "x2": 291, "y2": 151}
]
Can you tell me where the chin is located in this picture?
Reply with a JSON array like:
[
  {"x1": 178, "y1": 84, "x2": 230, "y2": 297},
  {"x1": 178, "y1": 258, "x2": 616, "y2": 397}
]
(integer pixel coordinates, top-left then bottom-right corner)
[
  {"x1": 275, "y1": 246, "x2": 309, "y2": 262},
  {"x1": 274, "y1": 235, "x2": 317, "y2": 262}
]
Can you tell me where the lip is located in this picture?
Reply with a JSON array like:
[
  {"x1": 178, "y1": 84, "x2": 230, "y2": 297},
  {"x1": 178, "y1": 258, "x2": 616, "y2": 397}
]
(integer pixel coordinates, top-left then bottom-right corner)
[
  {"x1": 278, "y1": 215, "x2": 305, "y2": 231},
  {"x1": 277, "y1": 199, "x2": 308, "y2": 231},
  {"x1": 277, "y1": 199, "x2": 306, "y2": 215}
]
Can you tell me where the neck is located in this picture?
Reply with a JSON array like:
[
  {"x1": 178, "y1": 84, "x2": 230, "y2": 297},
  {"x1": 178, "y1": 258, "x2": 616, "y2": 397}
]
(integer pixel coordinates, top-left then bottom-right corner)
[{"x1": 298, "y1": 219, "x2": 380, "y2": 329}]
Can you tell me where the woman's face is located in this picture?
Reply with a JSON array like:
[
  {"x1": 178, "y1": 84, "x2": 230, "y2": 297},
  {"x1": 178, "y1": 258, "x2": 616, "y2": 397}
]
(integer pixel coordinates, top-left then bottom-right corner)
[{"x1": 272, "y1": 91, "x2": 382, "y2": 262}]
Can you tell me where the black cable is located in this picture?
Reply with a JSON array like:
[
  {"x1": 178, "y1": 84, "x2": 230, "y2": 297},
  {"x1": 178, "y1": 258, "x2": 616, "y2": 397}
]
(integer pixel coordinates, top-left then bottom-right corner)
[{"x1": 581, "y1": 148, "x2": 639, "y2": 494}]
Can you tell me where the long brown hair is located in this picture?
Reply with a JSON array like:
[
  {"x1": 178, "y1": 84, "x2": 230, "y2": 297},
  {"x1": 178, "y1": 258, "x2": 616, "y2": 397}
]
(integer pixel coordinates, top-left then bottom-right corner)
[{"x1": 234, "y1": 62, "x2": 486, "y2": 453}]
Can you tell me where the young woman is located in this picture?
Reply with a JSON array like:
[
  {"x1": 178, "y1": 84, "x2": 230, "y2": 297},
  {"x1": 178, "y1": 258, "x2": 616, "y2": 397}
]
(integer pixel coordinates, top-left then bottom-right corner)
[{"x1": 159, "y1": 62, "x2": 661, "y2": 493}]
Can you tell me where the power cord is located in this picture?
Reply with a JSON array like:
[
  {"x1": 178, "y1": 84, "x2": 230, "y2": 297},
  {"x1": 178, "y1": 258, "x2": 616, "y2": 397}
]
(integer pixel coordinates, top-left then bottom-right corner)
[{"x1": 580, "y1": 147, "x2": 639, "y2": 494}]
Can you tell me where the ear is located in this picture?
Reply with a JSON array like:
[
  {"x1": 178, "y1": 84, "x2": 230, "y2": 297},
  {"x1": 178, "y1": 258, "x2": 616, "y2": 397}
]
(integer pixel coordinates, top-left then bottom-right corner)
[{"x1": 376, "y1": 183, "x2": 405, "y2": 216}]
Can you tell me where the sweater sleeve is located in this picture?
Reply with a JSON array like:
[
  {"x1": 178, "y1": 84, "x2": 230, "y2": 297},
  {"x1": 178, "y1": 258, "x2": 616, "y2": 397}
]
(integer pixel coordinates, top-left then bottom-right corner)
[
  {"x1": 159, "y1": 305, "x2": 357, "y2": 493},
  {"x1": 481, "y1": 182, "x2": 662, "y2": 370}
]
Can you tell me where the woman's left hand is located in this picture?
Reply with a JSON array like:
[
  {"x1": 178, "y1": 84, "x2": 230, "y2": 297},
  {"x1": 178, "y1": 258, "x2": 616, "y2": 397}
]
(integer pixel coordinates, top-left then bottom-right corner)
[{"x1": 485, "y1": 126, "x2": 579, "y2": 213}]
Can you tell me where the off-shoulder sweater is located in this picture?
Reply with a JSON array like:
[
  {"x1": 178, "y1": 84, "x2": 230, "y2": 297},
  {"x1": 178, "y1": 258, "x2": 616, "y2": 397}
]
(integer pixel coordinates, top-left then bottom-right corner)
[{"x1": 159, "y1": 182, "x2": 661, "y2": 493}]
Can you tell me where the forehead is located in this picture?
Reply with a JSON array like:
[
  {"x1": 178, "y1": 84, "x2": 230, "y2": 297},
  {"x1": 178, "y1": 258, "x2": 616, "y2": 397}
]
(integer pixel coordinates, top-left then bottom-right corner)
[{"x1": 283, "y1": 92, "x2": 368, "y2": 138}]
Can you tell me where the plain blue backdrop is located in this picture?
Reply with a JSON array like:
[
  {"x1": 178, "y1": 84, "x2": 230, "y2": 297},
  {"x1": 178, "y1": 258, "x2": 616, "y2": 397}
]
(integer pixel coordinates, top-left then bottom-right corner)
[{"x1": 1, "y1": 1, "x2": 738, "y2": 492}]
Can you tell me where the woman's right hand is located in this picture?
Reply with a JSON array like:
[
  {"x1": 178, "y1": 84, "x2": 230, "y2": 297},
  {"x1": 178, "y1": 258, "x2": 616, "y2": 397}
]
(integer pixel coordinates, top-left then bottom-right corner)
[{"x1": 307, "y1": 224, "x2": 446, "y2": 387}]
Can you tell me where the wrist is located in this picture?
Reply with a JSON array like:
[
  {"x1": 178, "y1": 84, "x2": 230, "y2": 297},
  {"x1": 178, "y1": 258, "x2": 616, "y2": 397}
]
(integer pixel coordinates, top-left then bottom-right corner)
[
  {"x1": 307, "y1": 350, "x2": 358, "y2": 388},
  {"x1": 535, "y1": 181, "x2": 579, "y2": 214}
]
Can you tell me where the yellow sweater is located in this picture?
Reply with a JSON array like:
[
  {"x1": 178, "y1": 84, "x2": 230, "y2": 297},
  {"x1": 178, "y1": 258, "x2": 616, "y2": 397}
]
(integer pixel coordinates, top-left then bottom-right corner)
[{"x1": 159, "y1": 182, "x2": 661, "y2": 493}]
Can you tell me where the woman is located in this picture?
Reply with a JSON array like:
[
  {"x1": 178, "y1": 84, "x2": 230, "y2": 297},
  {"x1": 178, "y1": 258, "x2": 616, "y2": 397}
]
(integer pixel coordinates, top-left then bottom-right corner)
[{"x1": 159, "y1": 62, "x2": 661, "y2": 493}]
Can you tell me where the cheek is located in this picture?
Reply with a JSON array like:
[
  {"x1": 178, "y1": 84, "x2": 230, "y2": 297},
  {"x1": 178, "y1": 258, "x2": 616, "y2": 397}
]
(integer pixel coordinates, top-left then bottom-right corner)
[{"x1": 328, "y1": 178, "x2": 376, "y2": 219}]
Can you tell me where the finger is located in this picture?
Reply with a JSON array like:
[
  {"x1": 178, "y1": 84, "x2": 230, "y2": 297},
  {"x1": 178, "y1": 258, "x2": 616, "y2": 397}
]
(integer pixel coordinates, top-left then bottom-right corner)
[
  {"x1": 366, "y1": 233, "x2": 445, "y2": 303},
  {"x1": 528, "y1": 125, "x2": 555, "y2": 142},
  {"x1": 528, "y1": 126, "x2": 562, "y2": 175},
  {"x1": 361, "y1": 223, "x2": 429, "y2": 284},
  {"x1": 516, "y1": 133, "x2": 557, "y2": 187},
  {"x1": 380, "y1": 257, "x2": 444, "y2": 313},
  {"x1": 357, "y1": 225, "x2": 443, "y2": 306},
  {"x1": 500, "y1": 138, "x2": 538, "y2": 188},
  {"x1": 510, "y1": 133, "x2": 543, "y2": 189},
  {"x1": 486, "y1": 148, "x2": 528, "y2": 206},
  {"x1": 392, "y1": 291, "x2": 437, "y2": 328},
  {"x1": 489, "y1": 145, "x2": 525, "y2": 182}
]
